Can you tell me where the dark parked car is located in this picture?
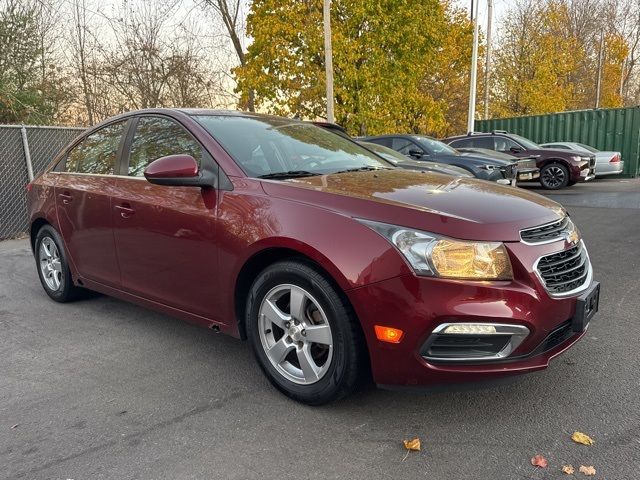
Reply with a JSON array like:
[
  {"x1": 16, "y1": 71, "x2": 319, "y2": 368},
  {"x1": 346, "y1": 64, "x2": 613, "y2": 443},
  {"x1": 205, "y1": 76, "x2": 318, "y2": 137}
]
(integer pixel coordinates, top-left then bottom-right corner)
[
  {"x1": 455, "y1": 147, "x2": 540, "y2": 182},
  {"x1": 358, "y1": 141, "x2": 472, "y2": 177},
  {"x1": 27, "y1": 109, "x2": 600, "y2": 405},
  {"x1": 361, "y1": 134, "x2": 518, "y2": 184},
  {"x1": 443, "y1": 131, "x2": 596, "y2": 189}
]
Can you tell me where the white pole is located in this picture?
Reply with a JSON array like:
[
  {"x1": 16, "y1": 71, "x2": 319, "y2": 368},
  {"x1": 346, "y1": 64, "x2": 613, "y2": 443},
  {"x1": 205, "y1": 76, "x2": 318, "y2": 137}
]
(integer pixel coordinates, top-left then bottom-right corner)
[
  {"x1": 21, "y1": 125, "x2": 34, "y2": 182},
  {"x1": 483, "y1": 0, "x2": 493, "y2": 120},
  {"x1": 467, "y1": 0, "x2": 480, "y2": 133},
  {"x1": 323, "y1": 0, "x2": 335, "y2": 123},
  {"x1": 595, "y1": 31, "x2": 604, "y2": 109}
]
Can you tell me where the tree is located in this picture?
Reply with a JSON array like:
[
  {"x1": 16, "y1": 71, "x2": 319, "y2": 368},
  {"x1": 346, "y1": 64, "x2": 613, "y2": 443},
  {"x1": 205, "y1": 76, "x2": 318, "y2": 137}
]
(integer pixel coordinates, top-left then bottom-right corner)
[
  {"x1": 201, "y1": 0, "x2": 254, "y2": 111},
  {"x1": 491, "y1": 0, "x2": 582, "y2": 117},
  {"x1": 235, "y1": 0, "x2": 472, "y2": 136},
  {"x1": 0, "y1": 0, "x2": 63, "y2": 123}
]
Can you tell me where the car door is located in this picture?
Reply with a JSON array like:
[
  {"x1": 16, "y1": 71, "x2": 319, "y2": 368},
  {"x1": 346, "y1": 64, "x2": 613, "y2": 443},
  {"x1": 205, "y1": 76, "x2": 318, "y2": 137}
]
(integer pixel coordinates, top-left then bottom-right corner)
[
  {"x1": 111, "y1": 115, "x2": 220, "y2": 320},
  {"x1": 54, "y1": 120, "x2": 128, "y2": 287}
]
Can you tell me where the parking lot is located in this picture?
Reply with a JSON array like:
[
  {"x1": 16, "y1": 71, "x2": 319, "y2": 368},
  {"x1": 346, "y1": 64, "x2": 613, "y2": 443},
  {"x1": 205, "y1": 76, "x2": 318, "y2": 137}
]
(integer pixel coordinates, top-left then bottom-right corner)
[{"x1": 1, "y1": 178, "x2": 639, "y2": 480}]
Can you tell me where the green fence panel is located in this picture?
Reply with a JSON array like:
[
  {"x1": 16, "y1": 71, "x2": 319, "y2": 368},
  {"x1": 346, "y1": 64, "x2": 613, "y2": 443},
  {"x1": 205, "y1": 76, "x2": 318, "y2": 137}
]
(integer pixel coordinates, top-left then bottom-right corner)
[{"x1": 476, "y1": 107, "x2": 640, "y2": 177}]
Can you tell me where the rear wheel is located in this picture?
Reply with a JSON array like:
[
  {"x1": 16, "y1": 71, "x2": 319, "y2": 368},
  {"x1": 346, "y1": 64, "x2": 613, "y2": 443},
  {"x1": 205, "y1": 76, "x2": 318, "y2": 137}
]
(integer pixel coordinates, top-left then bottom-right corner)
[
  {"x1": 246, "y1": 260, "x2": 366, "y2": 405},
  {"x1": 35, "y1": 225, "x2": 83, "y2": 302},
  {"x1": 540, "y1": 163, "x2": 570, "y2": 190}
]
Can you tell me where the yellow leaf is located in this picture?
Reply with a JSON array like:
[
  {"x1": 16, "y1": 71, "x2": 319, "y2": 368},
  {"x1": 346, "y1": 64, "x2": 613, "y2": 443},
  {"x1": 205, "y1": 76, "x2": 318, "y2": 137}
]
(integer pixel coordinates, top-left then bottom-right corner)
[
  {"x1": 571, "y1": 431, "x2": 594, "y2": 445},
  {"x1": 562, "y1": 465, "x2": 575, "y2": 475},
  {"x1": 579, "y1": 465, "x2": 596, "y2": 476},
  {"x1": 403, "y1": 438, "x2": 421, "y2": 451}
]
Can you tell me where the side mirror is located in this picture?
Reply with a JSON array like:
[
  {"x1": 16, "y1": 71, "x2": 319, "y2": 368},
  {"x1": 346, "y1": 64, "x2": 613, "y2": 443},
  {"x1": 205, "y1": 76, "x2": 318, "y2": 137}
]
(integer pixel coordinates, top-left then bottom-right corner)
[
  {"x1": 144, "y1": 155, "x2": 214, "y2": 188},
  {"x1": 509, "y1": 146, "x2": 522, "y2": 154},
  {"x1": 408, "y1": 149, "x2": 426, "y2": 159}
]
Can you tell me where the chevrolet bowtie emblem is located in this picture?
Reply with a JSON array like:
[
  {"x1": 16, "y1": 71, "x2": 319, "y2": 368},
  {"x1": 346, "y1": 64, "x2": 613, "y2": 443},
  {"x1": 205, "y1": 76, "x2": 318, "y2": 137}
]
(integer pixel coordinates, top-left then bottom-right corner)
[{"x1": 566, "y1": 229, "x2": 579, "y2": 245}]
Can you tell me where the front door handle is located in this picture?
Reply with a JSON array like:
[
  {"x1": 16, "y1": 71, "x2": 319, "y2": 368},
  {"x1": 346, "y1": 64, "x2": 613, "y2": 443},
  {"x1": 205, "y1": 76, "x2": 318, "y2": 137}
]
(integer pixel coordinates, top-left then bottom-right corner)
[
  {"x1": 115, "y1": 203, "x2": 135, "y2": 218},
  {"x1": 58, "y1": 192, "x2": 73, "y2": 204}
]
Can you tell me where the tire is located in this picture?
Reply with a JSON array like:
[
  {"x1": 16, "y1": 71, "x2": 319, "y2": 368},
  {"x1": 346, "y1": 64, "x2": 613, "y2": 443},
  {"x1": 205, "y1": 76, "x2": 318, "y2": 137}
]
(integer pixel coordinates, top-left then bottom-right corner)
[
  {"x1": 246, "y1": 260, "x2": 367, "y2": 405},
  {"x1": 34, "y1": 224, "x2": 83, "y2": 302},
  {"x1": 540, "y1": 163, "x2": 570, "y2": 190}
]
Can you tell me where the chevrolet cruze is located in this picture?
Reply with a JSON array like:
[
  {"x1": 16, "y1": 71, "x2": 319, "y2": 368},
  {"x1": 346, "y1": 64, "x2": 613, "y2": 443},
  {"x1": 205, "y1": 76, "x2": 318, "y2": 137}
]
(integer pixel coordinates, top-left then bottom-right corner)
[{"x1": 27, "y1": 109, "x2": 600, "y2": 405}]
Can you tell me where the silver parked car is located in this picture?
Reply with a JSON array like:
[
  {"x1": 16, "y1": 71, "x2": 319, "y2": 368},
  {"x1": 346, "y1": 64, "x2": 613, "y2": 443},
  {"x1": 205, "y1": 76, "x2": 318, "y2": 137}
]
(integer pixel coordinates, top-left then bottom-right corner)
[{"x1": 540, "y1": 142, "x2": 623, "y2": 177}]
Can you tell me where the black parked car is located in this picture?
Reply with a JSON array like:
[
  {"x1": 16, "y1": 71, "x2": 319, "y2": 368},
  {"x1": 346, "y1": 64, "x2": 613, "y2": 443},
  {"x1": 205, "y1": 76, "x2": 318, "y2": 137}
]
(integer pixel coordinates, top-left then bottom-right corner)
[
  {"x1": 361, "y1": 134, "x2": 516, "y2": 183},
  {"x1": 443, "y1": 131, "x2": 596, "y2": 189},
  {"x1": 455, "y1": 147, "x2": 540, "y2": 182},
  {"x1": 358, "y1": 141, "x2": 472, "y2": 178}
]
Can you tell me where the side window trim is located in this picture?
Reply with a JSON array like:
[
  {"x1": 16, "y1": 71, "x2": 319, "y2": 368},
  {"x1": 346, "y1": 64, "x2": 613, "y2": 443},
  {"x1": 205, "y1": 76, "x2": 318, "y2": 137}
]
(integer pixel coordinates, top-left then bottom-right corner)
[{"x1": 119, "y1": 116, "x2": 139, "y2": 176}]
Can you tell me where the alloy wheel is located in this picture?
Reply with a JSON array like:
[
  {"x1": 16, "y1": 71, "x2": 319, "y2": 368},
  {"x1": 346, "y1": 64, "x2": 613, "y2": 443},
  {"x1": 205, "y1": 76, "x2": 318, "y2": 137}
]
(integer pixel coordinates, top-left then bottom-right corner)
[
  {"x1": 39, "y1": 236, "x2": 63, "y2": 291},
  {"x1": 542, "y1": 165, "x2": 566, "y2": 189},
  {"x1": 258, "y1": 284, "x2": 334, "y2": 385}
]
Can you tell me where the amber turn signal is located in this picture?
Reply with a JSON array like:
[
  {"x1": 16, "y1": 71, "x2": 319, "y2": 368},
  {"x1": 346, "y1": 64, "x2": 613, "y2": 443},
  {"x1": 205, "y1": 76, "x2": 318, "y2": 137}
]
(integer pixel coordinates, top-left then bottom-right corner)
[{"x1": 374, "y1": 325, "x2": 404, "y2": 343}]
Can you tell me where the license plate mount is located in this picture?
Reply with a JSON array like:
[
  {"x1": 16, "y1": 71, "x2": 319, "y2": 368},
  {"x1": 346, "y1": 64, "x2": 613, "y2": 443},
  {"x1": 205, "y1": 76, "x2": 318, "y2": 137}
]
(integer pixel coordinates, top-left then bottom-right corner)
[{"x1": 572, "y1": 282, "x2": 600, "y2": 332}]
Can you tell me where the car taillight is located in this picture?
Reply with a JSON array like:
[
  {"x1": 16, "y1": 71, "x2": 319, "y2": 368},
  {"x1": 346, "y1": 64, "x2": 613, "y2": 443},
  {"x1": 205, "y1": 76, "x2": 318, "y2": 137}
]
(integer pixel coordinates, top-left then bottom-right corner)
[{"x1": 610, "y1": 154, "x2": 620, "y2": 163}]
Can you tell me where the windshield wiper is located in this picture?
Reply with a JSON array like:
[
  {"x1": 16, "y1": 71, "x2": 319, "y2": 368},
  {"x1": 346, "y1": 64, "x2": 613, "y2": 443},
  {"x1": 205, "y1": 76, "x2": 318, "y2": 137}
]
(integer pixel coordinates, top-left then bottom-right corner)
[
  {"x1": 333, "y1": 166, "x2": 393, "y2": 174},
  {"x1": 258, "y1": 170, "x2": 321, "y2": 179}
]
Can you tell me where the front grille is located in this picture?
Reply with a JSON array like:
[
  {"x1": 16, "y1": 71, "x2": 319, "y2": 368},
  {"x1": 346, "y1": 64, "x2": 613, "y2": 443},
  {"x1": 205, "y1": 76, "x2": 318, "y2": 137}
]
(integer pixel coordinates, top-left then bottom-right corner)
[
  {"x1": 521, "y1": 216, "x2": 569, "y2": 243},
  {"x1": 536, "y1": 242, "x2": 590, "y2": 294}
]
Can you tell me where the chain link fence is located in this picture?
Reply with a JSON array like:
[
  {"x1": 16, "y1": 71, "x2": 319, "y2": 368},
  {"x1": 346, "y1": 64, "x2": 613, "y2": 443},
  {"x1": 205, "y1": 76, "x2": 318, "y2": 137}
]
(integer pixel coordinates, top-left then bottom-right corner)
[{"x1": 0, "y1": 125, "x2": 84, "y2": 240}]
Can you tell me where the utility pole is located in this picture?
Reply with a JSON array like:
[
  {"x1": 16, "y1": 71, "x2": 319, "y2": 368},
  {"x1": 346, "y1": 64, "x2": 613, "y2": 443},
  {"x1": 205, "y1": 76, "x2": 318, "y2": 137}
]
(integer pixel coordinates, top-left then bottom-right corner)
[
  {"x1": 467, "y1": 0, "x2": 480, "y2": 133},
  {"x1": 619, "y1": 56, "x2": 626, "y2": 99},
  {"x1": 595, "y1": 31, "x2": 604, "y2": 109},
  {"x1": 323, "y1": 0, "x2": 335, "y2": 123},
  {"x1": 483, "y1": 0, "x2": 493, "y2": 120}
]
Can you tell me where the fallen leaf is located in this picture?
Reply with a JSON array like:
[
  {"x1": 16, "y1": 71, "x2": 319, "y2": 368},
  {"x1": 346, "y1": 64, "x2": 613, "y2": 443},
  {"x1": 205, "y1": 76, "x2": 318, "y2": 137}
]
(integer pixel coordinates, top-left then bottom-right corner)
[
  {"x1": 531, "y1": 454, "x2": 548, "y2": 468},
  {"x1": 572, "y1": 431, "x2": 594, "y2": 445},
  {"x1": 10, "y1": 424, "x2": 19, "y2": 429},
  {"x1": 579, "y1": 465, "x2": 596, "y2": 476},
  {"x1": 562, "y1": 465, "x2": 575, "y2": 475},
  {"x1": 403, "y1": 438, "x2": 421, "y2": 451}
]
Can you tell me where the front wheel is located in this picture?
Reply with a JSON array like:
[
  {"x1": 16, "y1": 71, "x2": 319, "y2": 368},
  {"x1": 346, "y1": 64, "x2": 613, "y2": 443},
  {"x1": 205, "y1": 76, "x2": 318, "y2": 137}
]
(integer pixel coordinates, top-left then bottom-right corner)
[
  {"x1": 246, "y1": 260, "x2": 367, "y2": 405},
  {"x1": 540, "y1": 163, "x2": 570, "y2": 190}
]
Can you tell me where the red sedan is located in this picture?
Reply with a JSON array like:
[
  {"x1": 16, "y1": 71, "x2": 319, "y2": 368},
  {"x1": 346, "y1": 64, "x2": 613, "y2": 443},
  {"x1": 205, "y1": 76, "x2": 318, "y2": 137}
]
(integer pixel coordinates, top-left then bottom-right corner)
[{"x1": 27, "y1": 109, "x2": 600, "y2": 404}]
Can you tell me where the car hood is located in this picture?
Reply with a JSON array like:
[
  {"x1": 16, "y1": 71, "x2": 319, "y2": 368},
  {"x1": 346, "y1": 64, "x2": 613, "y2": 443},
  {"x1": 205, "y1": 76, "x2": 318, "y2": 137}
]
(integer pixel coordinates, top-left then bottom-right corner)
[
  {"x1": 261, "y1": 169, "x2": 564, "y2": 242},
  {"x1": 436, "y1": 153, "x2": 512, "y2": 166},
  {"x1": 532, "y1": 148, "x2": 587, "y2": 158}
]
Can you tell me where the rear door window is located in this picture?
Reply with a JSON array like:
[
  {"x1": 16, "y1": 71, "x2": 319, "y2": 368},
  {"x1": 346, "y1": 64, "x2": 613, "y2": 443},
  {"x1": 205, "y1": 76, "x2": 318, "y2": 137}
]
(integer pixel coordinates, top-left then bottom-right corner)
[
  {"x1": 127, "y1": 116, "x2": 203, "y2": 177},
  {"x1": 66, "y1": 121, "x2": 126, "y2": 175},
  {"x1": 449, "y1": 136, "x2": 494, "y2": 149}
]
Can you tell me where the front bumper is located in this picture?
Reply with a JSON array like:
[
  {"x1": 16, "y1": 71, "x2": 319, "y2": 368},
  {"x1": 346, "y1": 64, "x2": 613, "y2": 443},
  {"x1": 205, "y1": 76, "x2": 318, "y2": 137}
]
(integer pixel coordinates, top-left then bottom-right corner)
[{"x1": 347, "y1": 241, "x2": 595, "y2": 387}]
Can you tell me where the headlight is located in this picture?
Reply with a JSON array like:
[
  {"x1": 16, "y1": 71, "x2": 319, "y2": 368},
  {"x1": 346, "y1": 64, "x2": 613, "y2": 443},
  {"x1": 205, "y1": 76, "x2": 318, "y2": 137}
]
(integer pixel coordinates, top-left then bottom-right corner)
[{"x1": 358, "y1": 220, "x2": 513, "y2": 280}]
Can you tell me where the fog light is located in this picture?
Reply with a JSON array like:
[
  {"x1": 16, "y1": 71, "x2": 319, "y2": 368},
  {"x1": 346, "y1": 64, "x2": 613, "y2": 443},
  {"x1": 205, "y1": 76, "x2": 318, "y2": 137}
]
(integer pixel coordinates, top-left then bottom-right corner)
[
  {"x1": 442, "y1": 324, "x2": 497, "y2": 335},
  {"x1": 374, "y1": 325, "x2": 404, "y2": 343}
]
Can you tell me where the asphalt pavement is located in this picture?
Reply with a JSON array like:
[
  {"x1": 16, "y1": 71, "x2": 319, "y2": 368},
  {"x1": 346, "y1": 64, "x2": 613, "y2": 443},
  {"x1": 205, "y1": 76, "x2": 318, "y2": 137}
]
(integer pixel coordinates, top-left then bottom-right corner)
[{"x1": 1, "y1": 179, "x2": 639, "y2": 479}]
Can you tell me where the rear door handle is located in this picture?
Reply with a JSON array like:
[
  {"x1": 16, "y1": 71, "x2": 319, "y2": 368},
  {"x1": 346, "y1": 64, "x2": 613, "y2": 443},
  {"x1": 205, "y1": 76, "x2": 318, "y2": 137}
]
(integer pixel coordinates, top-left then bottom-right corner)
[
  {"x1": 115, "y1": 203, "x2": 135, "y2": 218},
  {"x1": 58, "y1": 192, "x2": 73, "y2": 204}
]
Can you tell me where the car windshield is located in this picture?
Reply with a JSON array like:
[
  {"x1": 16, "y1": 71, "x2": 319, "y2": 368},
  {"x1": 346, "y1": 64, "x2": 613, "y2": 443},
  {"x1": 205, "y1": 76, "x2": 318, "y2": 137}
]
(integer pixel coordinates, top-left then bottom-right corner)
[
  {"x1": 414, "y1": 136, "x2": 458, "y2": 155},
  {"x1": 195, "y1": 115, "x2": 391, "y2": 178},
  {"x1": 510, "y1": 134, "x2": 540, "y2": 150},
  {"x1": 575, "y1": 143, "x2": 599, "y2": 153}
]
